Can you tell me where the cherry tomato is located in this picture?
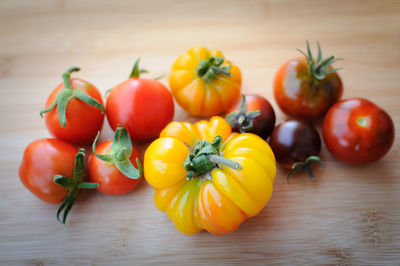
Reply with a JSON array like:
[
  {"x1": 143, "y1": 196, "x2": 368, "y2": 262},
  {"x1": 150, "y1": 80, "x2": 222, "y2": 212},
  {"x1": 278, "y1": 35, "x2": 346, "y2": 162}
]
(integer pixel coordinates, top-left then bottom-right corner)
[
  {"x1": 225, "y1": 94, "x2": 276, "y2": 139},
  {"x1": 88, "y1": 127, "x2": 142, "y2": 195},
  {"x1": 40, "y1": 67, "x2": 105, "y2": 145},
  {"x1": 19, "y1": 138, "x2": 78, "y2": 204},
  {"x1": 269, "y1": 120, "x2": 323, "y2": 179},
  {"x1": 106, "y1": 59, "x2": 174, "y2": 141},
  {"x1": 273, "y1": 42, "x2": 343, "y2": 120},
  {"x1": 322, "y1": 98, "x2": 395, "y2": 164}
]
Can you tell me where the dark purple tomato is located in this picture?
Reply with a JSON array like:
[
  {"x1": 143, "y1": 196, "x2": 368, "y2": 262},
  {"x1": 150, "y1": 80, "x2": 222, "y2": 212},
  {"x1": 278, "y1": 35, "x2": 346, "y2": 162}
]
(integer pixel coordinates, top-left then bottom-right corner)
[{"x1": 269, "y1": 120, "x2": 323, "y2": 179}]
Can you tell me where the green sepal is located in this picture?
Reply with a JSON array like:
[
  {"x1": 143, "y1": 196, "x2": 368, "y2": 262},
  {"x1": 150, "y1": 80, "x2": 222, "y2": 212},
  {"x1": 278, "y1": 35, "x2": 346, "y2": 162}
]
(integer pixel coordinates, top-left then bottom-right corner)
[
  {"x1": 153, "y1": 72, "x2": 166, "y2": 80},
  {"x1": 183, "y1": 135, "x2": 242, "y2": 178},
  {"x1": 54, "y1": 148, "x2": 98, "y2": 224},
  {"x1": 39, "y1": 67, "x2": 105, "y2": 127},
  {"x1": 112, "y1": 126, "x2": 133, "y2": 157},
  {"x1": 77, "y1": 182, "x2": 99, "y2": 189},
  {"x1": 297, "y1": 41, "x2": 343, "y2": 80},
  {"x1": 196, "y1": 56, "x2": 232, "y2": 83},
  {"x1": 54, "y1": 175, "x2": 74, "y2": 189},
  {"x1": 224, "y1": 95, "x2": 261, "y2": 133},
  {"x1": 197, "y1": 145, "x2": 218, "y2": 156},
  {"x1": 105, "y1": 88, "x2": 113, "y2": 98},
  {"x1": 129, "y1": 58, "x2": 149, "y2": 78},
  {"x1": 92, "y1": 131, "x2": 113, "y2": 162},
  {"x1": 211, "y1": 135, "x2": 222, "y2": 149},
  {"x1": 115, "y1": 158, "x2": 142, "y2": 180},
  {"x1": 287, "y1": 155, "x2": 324, "y2": 181},
  {"x1": 73, "y1": 89, "x2": 105, "y2": 114},
  {"x1": 93, "y1": 126, "x2": 142, "y2": 180}
]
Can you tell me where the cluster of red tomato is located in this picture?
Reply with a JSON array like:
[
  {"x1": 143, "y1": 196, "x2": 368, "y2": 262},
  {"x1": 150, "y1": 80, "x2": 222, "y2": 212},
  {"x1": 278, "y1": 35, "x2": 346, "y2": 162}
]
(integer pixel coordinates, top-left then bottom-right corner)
[
  {"x1": 19, "y1": 44, "x2": 395, "y2": 233},
  {"x1": 19, "y1": 59, "x2": 174, "y2": 224}
]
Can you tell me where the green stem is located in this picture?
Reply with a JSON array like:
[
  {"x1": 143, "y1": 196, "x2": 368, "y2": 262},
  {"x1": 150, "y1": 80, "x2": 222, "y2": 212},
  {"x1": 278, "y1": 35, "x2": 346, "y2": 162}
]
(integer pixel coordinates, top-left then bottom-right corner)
[
  {"x1": 129, "y1": 58, "x2": 149, "y2": 78},
  {"x1": 116, "y1": 147, "x2": 128, "y2": 161},
  {"x1": 225, "y1": 95, "x2": 260, "y2": 133},
  {"x1": 54, "y1": 149, "x2": 98, "y2": 224},
  {"x1": 39, "y1": 67, "x2": 105, "y2": 127},
  {"x1": 297, "y1": 41, "x2": 343, "y2": 80},
  {"x1": 208, "y1": 154, "x2": 242, "y2": 170},
  {"x1": 196, "y1": 56, "x2": 232, "y2": 83},
  {"x1": 62, "y1": 67, "x2": 80, "y2": 90},
  {"x1": 287, "y1": 155, "x2": 324, "y2": 181},
  {"x1": 183, "y1": 135, "x2": 242, "y2": 180},
  {"x1": 92, "y1": 126, "x2": 142, "y2": 180}
]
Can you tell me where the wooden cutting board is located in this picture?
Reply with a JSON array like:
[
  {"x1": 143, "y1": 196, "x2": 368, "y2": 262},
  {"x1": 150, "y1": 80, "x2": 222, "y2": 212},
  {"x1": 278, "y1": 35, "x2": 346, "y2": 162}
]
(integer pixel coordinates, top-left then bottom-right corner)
[{"x1": 1, "y1": 0, "x2": 399, "y2": 265}]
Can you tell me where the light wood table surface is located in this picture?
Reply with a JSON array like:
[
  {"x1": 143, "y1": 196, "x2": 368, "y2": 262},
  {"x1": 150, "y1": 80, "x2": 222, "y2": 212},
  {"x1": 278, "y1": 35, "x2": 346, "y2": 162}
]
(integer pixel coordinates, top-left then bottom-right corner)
[{"x1": 1, "y1": 0, "x2": 399, "y2": 265}]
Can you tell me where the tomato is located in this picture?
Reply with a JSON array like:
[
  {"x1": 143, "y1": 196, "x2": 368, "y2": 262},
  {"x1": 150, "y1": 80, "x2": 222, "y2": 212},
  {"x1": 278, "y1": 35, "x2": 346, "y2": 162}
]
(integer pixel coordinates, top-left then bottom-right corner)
[
  {"x1": 225, "y1": 94, "x2": 276, "y2": 139},
  {"x1": 106, "y1": 59, "x2": 174, "y2": 141},
  {"x1": 322, "y1": 98, "x2": 395, "y2": 164},
  {"x1": 273, "y1": 42, "x2": 343, "y2": 120},
  {"x1": 169, "y1": 46, "x2": 241, "y2": 116},
  {"x1": 40, "y1": 67, "x2": 105, "y2": 145},
  {"x1": 88, "y1": 126, "x2": 142, "y2": 195},
  {"x1": 144, "y1": 116, "x2": 276, "y2": 235},
  {"x1": 19, "y1": 138, "x2": 78, "y2": 204},
  {"x1": 269, "y1": 120, "x2": 323, "y2": 179}
]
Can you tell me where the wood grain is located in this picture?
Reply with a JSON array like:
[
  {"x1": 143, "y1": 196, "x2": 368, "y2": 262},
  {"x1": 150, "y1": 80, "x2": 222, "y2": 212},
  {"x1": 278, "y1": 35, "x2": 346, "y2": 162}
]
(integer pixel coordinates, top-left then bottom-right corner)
[{"x1": 1, "y1": 0, "x2": 399, "y2": 265}]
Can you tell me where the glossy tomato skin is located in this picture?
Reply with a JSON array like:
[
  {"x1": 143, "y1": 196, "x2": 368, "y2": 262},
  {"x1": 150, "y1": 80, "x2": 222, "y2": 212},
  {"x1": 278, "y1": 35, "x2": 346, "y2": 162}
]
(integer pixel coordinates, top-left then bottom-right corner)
[
  {"x1": 269, "y1": 120, "x2": 321, "y2": 169},
  {"x1": 273, "y1": 58, "x2": 343, "y2": 120},
  {"x1": 19, "y1": 139, "x2": 78, "y2": 204},
  {"x1": 144, "y1": 117, "x2": 276, "y2": 235},
  {"x1": 226, "y1": 94, "x2": 276, "y2": 138},
  {"x1": 322, "y1": 98, "x2": 394, "y2": 164},
  {"x1": 169, "y1": 47, "x2": 242, "y2": 116},
  {"x1": 106, "y1": 78, "x2": 174, "y2": 141},
  {"x1": 88, "y1": 140, "x2": 142, "y2": 195},
  {"x1": 44, "y1": 78, "x2": 105, "y2": 145}
]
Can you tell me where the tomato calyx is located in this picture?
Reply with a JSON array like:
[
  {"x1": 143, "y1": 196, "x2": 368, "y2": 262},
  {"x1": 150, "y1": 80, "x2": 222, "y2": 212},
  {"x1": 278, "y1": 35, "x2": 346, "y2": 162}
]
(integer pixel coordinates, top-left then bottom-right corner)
[
  {"x1": 287, "y1": 155, "x2": 324, "y2": 181},
  {"x1": 196, "y1": 56, "x2": 232, "y2": 83},
  {"x1": 54, "y1": 148, "x2": 98, "y2": 224},
  {"x1": 183, "y1": 135, "x2": 242, "y2": 180},
  {"x1": 225, "y1": 95, "x2": 261, "y2": 133},
  {"x1": 129, "y1": 58, "x2": 150, "y2": 78},
  {"x1": 92, "y1": 126, "x2": 142, "y2": 179},
  {"x1": 39, "y1": 67, "x2": 105, "y2": 127},
  {"x1": 297, "y1": 41, "x2": 343, "y2": 80}
]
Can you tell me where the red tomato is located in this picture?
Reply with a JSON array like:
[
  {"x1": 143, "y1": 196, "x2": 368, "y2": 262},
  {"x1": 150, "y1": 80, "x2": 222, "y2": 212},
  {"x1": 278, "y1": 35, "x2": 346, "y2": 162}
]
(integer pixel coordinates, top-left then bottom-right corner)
[
  {"x1": 273, "y1": 42, "x2": 343, "y2": 120},
  {"x1": 88, "y1": 140, "x2": 142, "y2": 195},
  {"x1": 106, "y1": 60, "x2": 174, "y2": 141},
  {"x1": 225, "y1": 94, "x2": 276, "y2": 139},
  {"x1": 41, "y1": 67, "x2": 105, "y2": 145},
  {"x1": 322, "y1": 98, "x2": 395, "y2": 164},
  {"x1": 19, "y1": 139, "x2": 78, "y2": 204}
]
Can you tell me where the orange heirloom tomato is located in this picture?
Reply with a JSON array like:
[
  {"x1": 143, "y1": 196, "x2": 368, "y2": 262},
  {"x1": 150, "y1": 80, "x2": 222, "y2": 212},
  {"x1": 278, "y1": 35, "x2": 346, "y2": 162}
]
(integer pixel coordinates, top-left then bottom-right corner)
[
  {"x1": 169, "y1": 47, "x2": 242, "y2": 116},
  {"x1": 144, "y1": 116, "x2": 276, "y2": 235}
]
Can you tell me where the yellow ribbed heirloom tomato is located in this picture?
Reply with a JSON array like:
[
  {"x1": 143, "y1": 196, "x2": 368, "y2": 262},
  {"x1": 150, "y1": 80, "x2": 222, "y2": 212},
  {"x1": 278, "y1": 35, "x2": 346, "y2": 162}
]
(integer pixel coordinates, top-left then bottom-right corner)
[
  {"x1": 144, "y1": 116, "x2": 276, "y2": 235},
  {"x1": 169, "y1": 47, "x2": 242, "y2": 116}
]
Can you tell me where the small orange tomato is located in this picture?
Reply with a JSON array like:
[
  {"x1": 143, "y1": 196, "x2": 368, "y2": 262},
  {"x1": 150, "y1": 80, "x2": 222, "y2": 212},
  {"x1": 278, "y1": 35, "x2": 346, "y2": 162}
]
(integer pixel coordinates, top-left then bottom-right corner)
[
  {"x1": 41, "y1": 67, "x2": 105, "y2": 145},
  {"x1": 88, "y1": 126, "x2": 142, "y2": 195},
  {"x1": 19, "y1": 138, "x2": 78, "y2": 204}
]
